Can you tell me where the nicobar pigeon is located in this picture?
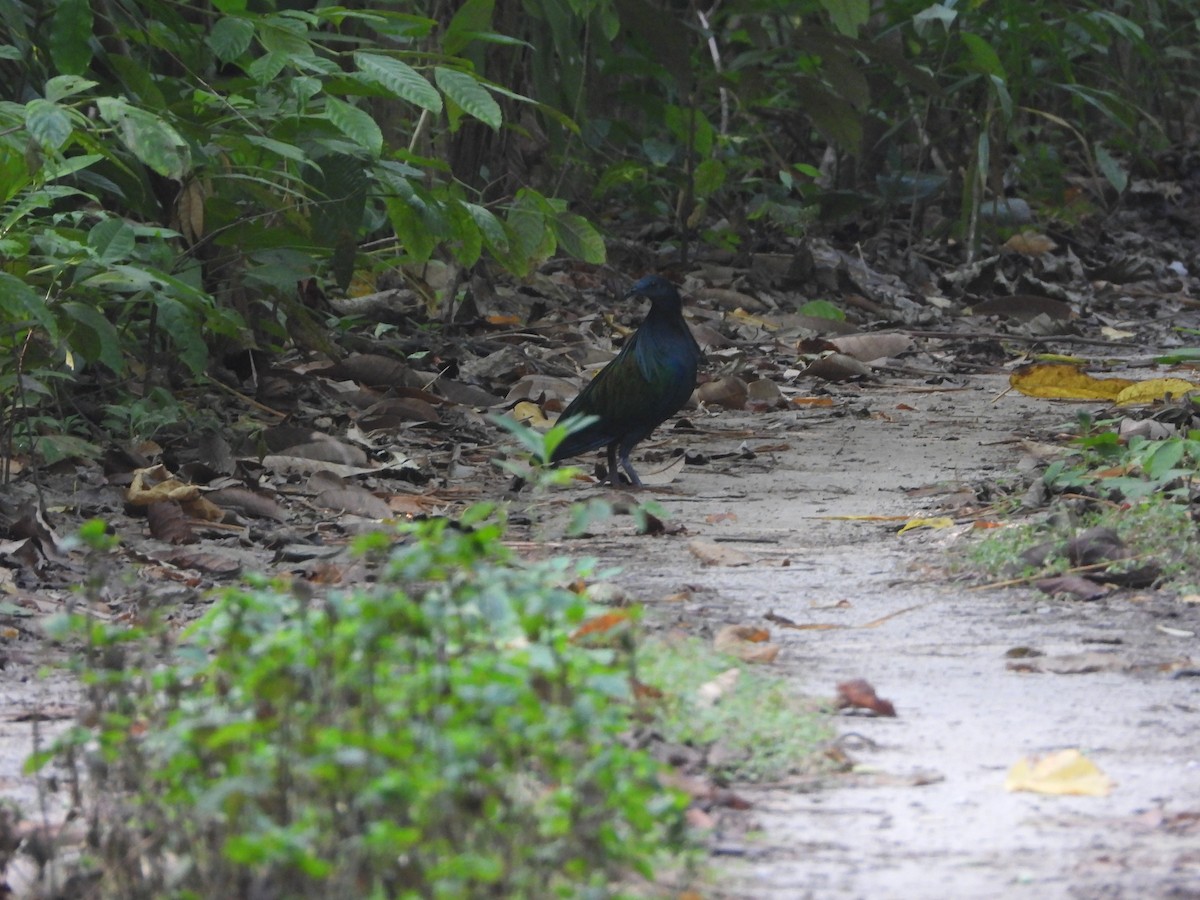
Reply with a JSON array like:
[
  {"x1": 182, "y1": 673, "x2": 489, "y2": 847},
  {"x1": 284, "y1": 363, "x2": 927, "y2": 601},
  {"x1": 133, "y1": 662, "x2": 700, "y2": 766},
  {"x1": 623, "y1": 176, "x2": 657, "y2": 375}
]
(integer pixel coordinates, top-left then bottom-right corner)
[{"x1": 550, "y1": 275, "x2": 700, "y2": 486}]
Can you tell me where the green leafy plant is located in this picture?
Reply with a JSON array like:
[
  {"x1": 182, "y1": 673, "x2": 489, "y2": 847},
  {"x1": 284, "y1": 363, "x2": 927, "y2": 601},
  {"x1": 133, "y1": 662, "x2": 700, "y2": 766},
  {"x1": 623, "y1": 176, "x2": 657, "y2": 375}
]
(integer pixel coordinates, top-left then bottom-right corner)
[
  {"x1": 639, "y1": 637, "x2": 833, "y2": 783},
  {"x1": 36, "y1": 511, "x2": 689, "y2": 897}
]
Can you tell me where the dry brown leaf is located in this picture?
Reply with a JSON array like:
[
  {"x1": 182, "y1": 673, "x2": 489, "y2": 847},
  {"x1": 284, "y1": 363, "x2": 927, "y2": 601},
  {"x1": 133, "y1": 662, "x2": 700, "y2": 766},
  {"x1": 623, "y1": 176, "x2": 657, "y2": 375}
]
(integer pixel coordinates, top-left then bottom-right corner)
[
  {"x1": 697, "y1": 376, "x2": 749, "y2": 410},
  {"x1": 127, "y1": 465, "x2": 200, "y2": 506},
  {"x1": 324, "y1": 353, "x2": 419, "y2": 389},
  {"x1": 696, "y1": 287, "x2": 768, "y2": 312},
  {"x1": 791, "y1": 396, "x2": 835, "y2": 407},
  {"x1": 360, "y1": 397, "x2": 440, "y2": 427},
  {"x1": 1003, "y1": 231, "x2": 1058, "y2": 256},
  {"x1": 829, "y1": 332, "x2": 913, "y2": 363},
  {"x1": 207, "y1": 487, "x2": 287, "y2": 521},
  {"x1": 713, "y1": 624, "x2": 779, "y2": 662},
  {"x1": 150, "y1": 549, "x2": 242, "y2": 577},
  {"x1": 638, "y1": 454, "x2": 687, "y2": 487},
  {"x1": 968, "y1": 294, "x2": 1072, "y2": 322},
  {"x1": 746, "y1": 378, "x2": 783, "y2": 406},
  {"x1": 696, "y1": 667, "x2": 740, "y2": 706},
  {"x1": 802, "y1": 352, "x2": 873, "y2": 381},
  {"x1": 570, "y1": 610, "x2": 634, "y2": 644},
  {"x1": 688, "y1": 539, "x2": 752, "y2": 567},
  {"x1": 314, "y1": 487, "x2": 392, "y2": 519},
  {"x1": 146, "y1": 501, "x2": 195, "y2": 545}
]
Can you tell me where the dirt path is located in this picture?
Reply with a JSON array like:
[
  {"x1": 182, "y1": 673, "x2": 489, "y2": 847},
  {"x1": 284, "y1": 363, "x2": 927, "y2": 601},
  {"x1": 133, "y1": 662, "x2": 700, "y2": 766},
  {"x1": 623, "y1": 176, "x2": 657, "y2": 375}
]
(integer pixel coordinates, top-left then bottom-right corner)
[{"x1": 584, "y1": 375, "x2": 1200, "y2": 899}]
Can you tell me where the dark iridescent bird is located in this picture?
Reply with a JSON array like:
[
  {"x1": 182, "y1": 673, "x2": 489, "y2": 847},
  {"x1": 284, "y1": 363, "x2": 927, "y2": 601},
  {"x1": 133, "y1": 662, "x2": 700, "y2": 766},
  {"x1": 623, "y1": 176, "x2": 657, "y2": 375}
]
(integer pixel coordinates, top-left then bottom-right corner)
[{"x1": 551, "y1": 275, "x2": 700, "y2": 486}]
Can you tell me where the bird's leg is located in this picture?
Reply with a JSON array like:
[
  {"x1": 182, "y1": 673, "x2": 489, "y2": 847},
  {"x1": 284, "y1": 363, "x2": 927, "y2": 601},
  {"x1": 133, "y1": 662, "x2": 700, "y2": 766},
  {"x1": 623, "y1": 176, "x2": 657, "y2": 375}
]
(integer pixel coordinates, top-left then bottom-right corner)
[
  {"x1": 605, "y1": 442, "x2": 620, "y2": 485},
  {"x1": 619, "y1": 447, "x2": 643, "y2": 488}
]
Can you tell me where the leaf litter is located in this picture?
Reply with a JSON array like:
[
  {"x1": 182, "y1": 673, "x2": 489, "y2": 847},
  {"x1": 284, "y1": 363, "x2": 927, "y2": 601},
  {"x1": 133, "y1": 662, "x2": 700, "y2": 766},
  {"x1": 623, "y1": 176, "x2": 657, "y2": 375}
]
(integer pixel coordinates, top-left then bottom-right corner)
[{"x1": 5, "y1": 158, "x2": 1200, "y2": 897}]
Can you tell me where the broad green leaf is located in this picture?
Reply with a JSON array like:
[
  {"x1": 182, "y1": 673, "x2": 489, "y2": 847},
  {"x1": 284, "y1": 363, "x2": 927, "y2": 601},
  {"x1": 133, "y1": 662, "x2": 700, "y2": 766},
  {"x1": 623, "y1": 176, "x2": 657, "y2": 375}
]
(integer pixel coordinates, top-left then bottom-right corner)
[
  {"x1": 44, "y1": 75, "x2": 98, "y2": 102},
  {"x1": 49, "y1": 0, "x2": 93, "y2": 76},
  {"x1": 960, "y1": 32, "x2": 1005, "y2": 78},
  {"x1": 989, "y1": 73, "x2": 1012, "y2": 121},
  {"x1": 463, "y1": 202, "x2": 508, "y2": 254},
  {"x1": 244, "y1": 134, "x2": 309, "y2": 163},
  {"x1": 1145, "y1": 439, "x2": 1186, "y2": 481},
  {"x1": 209, "y1": 17, "x2": 255, "y2": 63},
  {"x1": 387, "y1": 198, "x2": 436, "y2": 263},
  {"x1": 820, "y1": 0, "x2": 868, "y2": 36},
  {"x1": 0, "y1": 272, "x2": 57, "y2": 340},
  {"x1": 1094, "y1": 143, "x2": 1128, "y2": 194},
  {"x1": 693, "y1": 158, "x2": 726, "y2": 199},
  {"x1": 506, "y1": 204, "x2": 549, "y2": 274},
  {"x1": 61, "y1": 301, "x2": 124, "y2": 373},
  {"x1": 212, "y1": 0, "x2": 248, "y2": 11},
  {"x1": 434, "y1": 67, "x2": 501, "y2": 130},
  {"x1": 88, "y1": 218, "x2": 135, "y2": 264},
  {"x1": 0, "y1": 46, "x2": 21, "y2": 61},
  {"x1": 444, "y1": 0, "x2": 493, "y2": 56},
  {"x1": 95, "y1": 98, "x2": 191, "y2": 180},
  {"x1": 324, "y1": 96, "x2": 383, "y2": 157},
  {"x1": 642, "y1": 138, "x2": 676, "y2": 166},
  {"x1": 154, "y1": 297, "x2": 207, "y2": 375},
  {"x1": 248, "y1": 51, "x2": 288, "y2": 84},
  {"x1": 445, "y1": 202, "x2": 482, "y2": 267},
  {"x1": 41, "y1": 153, "x2": 103, "y2": 181},
  {"x1": 24, "y1": 99, "x2": 73, "y2": 149},
  {"x1": 794, "y1": 78, "x2": 861, "y2": 151},
  {"x1": 256, "y1": 15, "x2": 312, "y2": 57},
  {"x1": 799, "y1": 299, "x2": 845, "y2": 321},
  {"x1": 353, "y1": 52, "x2": 442, "y2": 113},
  {"x1": 553, "y1": 212, "x2": 605, "y2": 264}
]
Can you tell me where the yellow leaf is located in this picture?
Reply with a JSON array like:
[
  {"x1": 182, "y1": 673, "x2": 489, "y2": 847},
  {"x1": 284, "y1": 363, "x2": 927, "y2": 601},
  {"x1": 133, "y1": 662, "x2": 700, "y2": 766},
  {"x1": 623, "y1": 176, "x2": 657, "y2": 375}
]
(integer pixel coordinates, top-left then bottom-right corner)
[
  {"x1": 1004, "y1": 748, "x2": 1114, "y2": 796},
  {"x1": 1003, "y1": 231, "x2": 1057, "y2": 255},
  {"x1": 897, "y1": 516, "x2": 954, "y2": 534},
  {"x1": 729, "y1": 308, "x2": 779, "y2": 330},
  {"x1": 1009, "y1": 363, "x2": 1134, "y2": 400},
  {"x1": 1114, "y1": 378, "x2": 1200, "y2": 404},
  {"x1": 512, "y1": 401, "x2": 551, "y2": 429}
]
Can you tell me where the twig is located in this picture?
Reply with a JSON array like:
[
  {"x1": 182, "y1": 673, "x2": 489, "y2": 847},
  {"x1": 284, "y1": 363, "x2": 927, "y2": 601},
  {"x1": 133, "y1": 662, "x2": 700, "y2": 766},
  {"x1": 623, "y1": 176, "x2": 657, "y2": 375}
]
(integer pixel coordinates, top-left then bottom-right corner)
[{"x1": 969, "y1": 552, "x2": 1158, "y2": 591}]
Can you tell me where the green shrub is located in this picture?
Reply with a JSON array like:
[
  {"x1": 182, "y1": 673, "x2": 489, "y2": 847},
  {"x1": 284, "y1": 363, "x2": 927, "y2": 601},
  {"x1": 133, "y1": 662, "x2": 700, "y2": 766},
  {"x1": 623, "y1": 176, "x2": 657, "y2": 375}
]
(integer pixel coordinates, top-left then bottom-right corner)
[{"x1": 37, "y1": 509, "x2": 688, "y2": 898}]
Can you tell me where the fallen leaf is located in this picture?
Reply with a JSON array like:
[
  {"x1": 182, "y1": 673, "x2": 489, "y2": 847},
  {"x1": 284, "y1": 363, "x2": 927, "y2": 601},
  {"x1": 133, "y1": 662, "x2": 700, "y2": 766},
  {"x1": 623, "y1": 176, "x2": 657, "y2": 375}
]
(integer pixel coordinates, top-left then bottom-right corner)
[
  {"x1": 896, "y1": 516, "x2": 954, "y2": 534},
  {"x1": 713, "y1": 624, "x2": 779, "y2": 663},
  {"x1": 1002, "y1": 232, "x2": 1059, "y2": 256},
  {"x1": 688, "y1": 539, "x2": 752, "y2": 567},
  {"x1": 1009, "y1": 363, "x2": 1133, "y2": 400},
  {"x1": 696, "y1": 667, "x2": 740, "y2": 706},
  {"x1": 835, "y1": 678, "x2": 897, "y2": 716},
  {"x1": 791, "y1": 396, "x2": 835, "y2": 407},
  {"x1": 570, "y1": 610, "x2": 634, "y2": 644},
  {"x1": 1005, "y1": 748, "x2": 1114, "y2": 796},
  {"x1": 829, "y1": 332, "x2": 913, "y2": 363},
  {"x1": 1035, "y1": 575, "x2": 1109, "y2": 601},
  {"x1": 697, "y1": 376, "x2": 749, "y2": 410},
  {"x1": 705, "y1": 512, "x2": 738, "y2": 525},
  {"x1": 1010, "y1": 362, "x2": 1200, "y2": 403},
  {"x1": 146, "y1": 501, "x2": 195, "y2": 545},
  {"x1": 803, "y1": 352, "x2": 873, "y2": 381}
]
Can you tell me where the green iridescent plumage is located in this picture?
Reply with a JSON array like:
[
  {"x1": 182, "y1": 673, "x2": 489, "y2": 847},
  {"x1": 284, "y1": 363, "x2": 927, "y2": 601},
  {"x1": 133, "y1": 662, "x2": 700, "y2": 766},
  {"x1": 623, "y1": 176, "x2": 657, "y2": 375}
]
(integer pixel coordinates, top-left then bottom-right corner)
[{"x1": 551, "y1": 276, "x2": 700, "y2": 486}]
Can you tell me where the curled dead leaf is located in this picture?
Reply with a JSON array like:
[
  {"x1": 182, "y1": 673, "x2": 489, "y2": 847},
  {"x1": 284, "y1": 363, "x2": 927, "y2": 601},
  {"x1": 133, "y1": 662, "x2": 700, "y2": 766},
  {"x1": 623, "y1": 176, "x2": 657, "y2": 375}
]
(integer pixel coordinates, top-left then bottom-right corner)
[{"x1": 713, "y1": 624, "x2": 779, "y2": 663}]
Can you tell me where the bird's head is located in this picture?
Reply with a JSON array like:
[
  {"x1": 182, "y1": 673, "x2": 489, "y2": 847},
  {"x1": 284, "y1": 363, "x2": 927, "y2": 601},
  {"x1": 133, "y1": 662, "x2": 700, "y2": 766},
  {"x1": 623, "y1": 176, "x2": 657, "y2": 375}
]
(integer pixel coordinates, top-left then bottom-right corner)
[{"x1": 625, "y1": 275, "x2": 681, "y2": 308}]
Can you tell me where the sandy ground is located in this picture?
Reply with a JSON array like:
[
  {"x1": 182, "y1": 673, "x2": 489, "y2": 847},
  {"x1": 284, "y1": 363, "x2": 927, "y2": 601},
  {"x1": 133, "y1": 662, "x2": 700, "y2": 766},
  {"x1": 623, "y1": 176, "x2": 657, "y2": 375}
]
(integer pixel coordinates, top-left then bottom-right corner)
[
  {"x1": 593, "y1": 376, "x2": 1200, "y2": 899},
  {"x1": 3, "y1": 375, "x2": 1199, "y2": 898}
]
